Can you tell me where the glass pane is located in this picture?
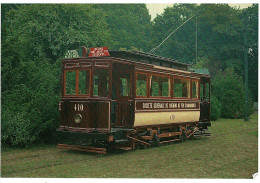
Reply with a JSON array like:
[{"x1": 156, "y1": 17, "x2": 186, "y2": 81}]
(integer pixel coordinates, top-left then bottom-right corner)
[
  {"x1": 136, "y1": 74, "x2": 147, "y2": 97},
  {"x1": 192, "y1": 80, "x2": 199, "y2": 99},
  {"x1": 94, "y1": 68, "x2": 109, "y2": 97},
  {"x1": 150, "y1": 75, "x2": 170, "y2": 97},
  {"x1": 78, "y1": 70, "x2": 90, "y2": 95},
  {"x1": 151, "y1": 77, "x2": 159, "y2": 96},
  {"x1": 173, "y1": 78, "x2": 190, "y2": 98},
  {"x1": 162, "y1": 77, "x2": 170, "y2": 97},
  {"x1": 65, "y1": 71, "x2": 76, "y2": 95},
  {"x1": 120, "y1": 76, "x2": 131, "y2": 96}
]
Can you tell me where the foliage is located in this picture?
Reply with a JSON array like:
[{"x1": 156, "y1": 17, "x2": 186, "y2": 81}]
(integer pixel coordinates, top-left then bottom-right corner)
[
  {"x1": 1, "y1": 4, "x2": 112, "y2": 146},
  {"x1": 95, "y1": 4, "x2": 152, "y2": 52},
  {"x1": 212, "y1": 68, "x2": 254, "y2": 119},
  {"x1": 244, "y1": 4, "x2": 258, "y2": 102},
  {"x1": 151, "y1": 4, "x2": 258, "y2": 102},
  {"x1": 210, "y1": 95, "x2": 221, "y2": 121},
  {"x1": 119, "y1": 46, "x2": 144, "y2": 52},
  {"x1": 151, "y1": 4, "x2": 198, "y2": 64}
]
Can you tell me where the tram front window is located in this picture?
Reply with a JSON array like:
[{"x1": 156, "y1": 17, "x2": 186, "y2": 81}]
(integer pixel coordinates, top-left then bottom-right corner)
[
  {"x1": 200, "y1": 81, "x2": 210, "y2": 101},
  {"x1": 65, "y1": 70, "x2": 91, "y2": 96},
  {"x1": 93, "y1": 68, "x2": 109, "y2": 97},
  {"x1": 192, "y1": 80, "x2": 199, "y2": 99},
  {"x1": 79, "y1": 70, "x2": 90, "y2": 95},
  {"x1": 65, "y1": 71, "x2": 76, "y2": 95}
]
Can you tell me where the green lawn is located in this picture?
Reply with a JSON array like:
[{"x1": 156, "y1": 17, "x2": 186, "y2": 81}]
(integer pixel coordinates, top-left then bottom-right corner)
[{"x1": 1, "y1": 113, "x2": 258, "y2": 178}]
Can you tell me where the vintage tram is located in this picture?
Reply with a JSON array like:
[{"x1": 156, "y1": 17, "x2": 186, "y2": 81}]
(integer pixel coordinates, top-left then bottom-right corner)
[{"x1": 57, "y1": 47, "x2": 211, "y2": 154}]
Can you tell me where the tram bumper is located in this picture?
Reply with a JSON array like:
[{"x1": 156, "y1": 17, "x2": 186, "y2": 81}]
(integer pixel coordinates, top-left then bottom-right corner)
[
  {"x1": 198, "y1": 122, "x2": 211, "y2": 130},
  {"x1": 56, "y1": 129, "x2": 109, "y2": 144}
]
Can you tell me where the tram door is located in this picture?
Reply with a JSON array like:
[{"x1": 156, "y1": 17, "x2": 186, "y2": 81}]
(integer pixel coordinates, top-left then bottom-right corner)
[
  {"x1": 112, "y1": 64, "x2": 134, "y2": 127},
  {"x1": 199, "y1": 77, "x2": 211, "y2": 122}
]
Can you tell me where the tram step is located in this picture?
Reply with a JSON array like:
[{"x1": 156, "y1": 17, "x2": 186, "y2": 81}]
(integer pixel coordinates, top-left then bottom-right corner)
[
  {"x1": 194, "y1": 132, "x2": 202, "y2": 136},
  {"x1": 202, "y1": 133, "x2": 210, "y2": 136},
  {"x1": 117, "y1": 147, "x2": 132, "y2": 151},
  {"x1": 115, "y1": 139, "x2": 129, "y2": 143},
  {"x1": 159, "y1": 139, "x2": 182, "y2": 144},
  {"x1": 194, "y1": 132, "x2": 211, "y2": 136},
  {"x1": 57, "y1": 144, "x2": 106, "y2": 154}
]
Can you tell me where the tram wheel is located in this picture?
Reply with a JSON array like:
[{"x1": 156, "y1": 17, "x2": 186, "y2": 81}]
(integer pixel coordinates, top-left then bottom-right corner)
[{"x1": 151, "y1": 133, "x2": 160, "y2": 147}]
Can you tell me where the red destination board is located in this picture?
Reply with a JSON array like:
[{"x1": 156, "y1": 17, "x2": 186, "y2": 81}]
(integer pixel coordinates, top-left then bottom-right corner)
[{"x1": 88, "y1": 47, "x2": 110, "y2": 57}]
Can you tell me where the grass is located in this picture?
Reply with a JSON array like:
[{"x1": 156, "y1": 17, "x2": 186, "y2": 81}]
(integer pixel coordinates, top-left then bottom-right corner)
[{"x1": 1, "y1": 112, "x2": 258, "y2": 178}]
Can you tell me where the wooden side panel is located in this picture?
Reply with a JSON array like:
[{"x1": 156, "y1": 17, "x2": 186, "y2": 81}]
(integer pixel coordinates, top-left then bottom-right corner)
[
  {"x1": 134, "y1": 111, "x2": 200, "y2": 127},
  {"x1": 60, "y1": 100, "x2": 110, "y2": 130},
  {"x1": 97, "y1": 101, "x2": 110, "y2": 129}
]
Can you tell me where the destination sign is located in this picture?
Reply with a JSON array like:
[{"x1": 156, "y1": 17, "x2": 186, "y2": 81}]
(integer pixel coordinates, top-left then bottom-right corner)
[
  {"x1": 136, "y1": 101, "x2": 199, "y2": 110},
  {"x1": 65, "y1": 50, "x2": 79, "y2": 58},
  {"x1": 88, "y1": 47, "x2": 110, "y2": 57}
]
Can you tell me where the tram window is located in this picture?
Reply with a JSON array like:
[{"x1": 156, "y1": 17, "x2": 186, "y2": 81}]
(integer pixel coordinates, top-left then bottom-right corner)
[
  {"x1": 78, "y1": 70, "x2": 90, "y2": 95},
  {"x1": 150, "y1": 75, "x2": 170, "y2": 97},
  {"x1": 136, "y1": 73, "x2": 147, "y2": 97},
  {"x1": 93, "y1": 68, "x2": 109, "y2": 97},
  {"x1": 120, "y1": 75, "x2": 131, "y2": 96},
  {"x1": 192, "y1": 80, "x2": 199, "y2": 99},
  {"x1": 65, "y1": 71, "x2": 76, "y2": 95},
  {"x1": 173, "y1": 78, "x2": 190, "y2": 98}
]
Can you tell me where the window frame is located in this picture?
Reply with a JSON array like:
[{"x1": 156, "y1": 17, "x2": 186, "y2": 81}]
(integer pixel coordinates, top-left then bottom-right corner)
[
  {"x1": 191, "y1": 79, "x2": 200, "y2": 100},
  {"x1": 149, "y1": 73, "x2": 171, "y2": 99},
  {"x1": 92, "y1": 67, "x2": 111, "y2": 98},
  {"x1": 173, "y1": 77, "x2": 191, "y2": 99},
  {"x1": 63, "y1": 69, "x2": 91, "y2": 97},
  {"x1": 135, "y1": 72, "x2": 148, "y2": 98}
]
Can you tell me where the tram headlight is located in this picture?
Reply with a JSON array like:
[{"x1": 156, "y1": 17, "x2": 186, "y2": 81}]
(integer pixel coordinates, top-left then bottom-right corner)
[{"x1": 74, "y1": 114, "x2": 82, "y2": 124}]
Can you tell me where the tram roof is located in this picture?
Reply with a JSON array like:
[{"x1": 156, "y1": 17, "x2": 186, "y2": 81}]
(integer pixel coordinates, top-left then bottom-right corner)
[{"x1": 109, "y1": 50, "x2": 190, "y2": 69}]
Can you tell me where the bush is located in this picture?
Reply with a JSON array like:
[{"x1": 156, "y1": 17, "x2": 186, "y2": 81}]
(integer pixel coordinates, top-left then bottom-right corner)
[
  {"x1": 212, "y1": 68, "x2": 254, "y2": 119},
  {"x1": 1, "y1": 61, "x2": 60, "y2": 146},
  {"x1": 210, "y1": 95, "x2": 221, "y2": 121},
  {"x1": 1, "y1": 4, "x2": 111, "y2": 147}
]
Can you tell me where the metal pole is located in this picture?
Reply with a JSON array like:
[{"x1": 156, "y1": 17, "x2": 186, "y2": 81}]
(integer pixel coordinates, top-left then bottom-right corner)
[
  {"x1": 195, "y1": 16, "x2": 198, "y2": 64},
  {"x1": 244, "y1": 14, "x2": 249, "y2": 121}
]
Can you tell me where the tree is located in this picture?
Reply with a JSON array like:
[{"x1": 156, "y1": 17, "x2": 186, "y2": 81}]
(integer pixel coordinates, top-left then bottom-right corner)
[
  {"x1": 151, "y1": 4, "x2": 198, "y2": 63},
  {"x1": 95, "y1": 4, "x2": 153, "y2": 52},
  {"x1": 1, "y1": 4, "x2": 112, "y2": 146},
  {"x1": 243, "y1": 4, "x2": 258, "y2": 101},
  {"x1": 212, "y1": 68, "x2": 254, "y2": 119}
]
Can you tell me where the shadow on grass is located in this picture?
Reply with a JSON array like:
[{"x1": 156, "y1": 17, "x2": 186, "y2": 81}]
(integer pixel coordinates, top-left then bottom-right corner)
[{"x1": 61, "y1": 137, "x2": 210, "y2": 157}]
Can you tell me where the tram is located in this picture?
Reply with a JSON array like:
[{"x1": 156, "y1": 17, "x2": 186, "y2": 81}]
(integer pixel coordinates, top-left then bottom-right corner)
[{"x1": 57, "y1": 47, "x2": 211, "y2": 154}]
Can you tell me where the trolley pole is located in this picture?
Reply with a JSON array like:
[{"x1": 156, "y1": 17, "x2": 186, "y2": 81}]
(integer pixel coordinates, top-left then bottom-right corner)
[{"x1": 244, "y1": 14, "x2": 249, "y2": 121}]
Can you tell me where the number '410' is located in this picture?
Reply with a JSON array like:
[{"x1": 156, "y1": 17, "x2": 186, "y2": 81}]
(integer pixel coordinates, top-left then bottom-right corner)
[{"x1": 74, "y1": 104, "x2": 84, "y2": 111}]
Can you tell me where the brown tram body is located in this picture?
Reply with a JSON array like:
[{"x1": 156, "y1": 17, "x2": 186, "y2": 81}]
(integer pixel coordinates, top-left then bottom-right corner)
[{"x1": 57, "y1": 49, "x2": 211, "y2": 154}]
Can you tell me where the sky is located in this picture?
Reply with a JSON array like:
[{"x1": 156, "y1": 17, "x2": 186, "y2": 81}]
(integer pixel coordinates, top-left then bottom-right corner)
[{"x1": 146, "y1": 3, "x2": 253, "y2": 20}]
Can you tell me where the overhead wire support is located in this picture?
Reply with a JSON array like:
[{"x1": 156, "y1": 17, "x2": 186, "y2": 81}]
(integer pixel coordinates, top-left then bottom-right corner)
[
  {"x1": 149, "y1": 13, "x2": 197, "y2": 54},
  {"x1": 195, "y1": 16, "x2": 198, "y2": 65}
]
